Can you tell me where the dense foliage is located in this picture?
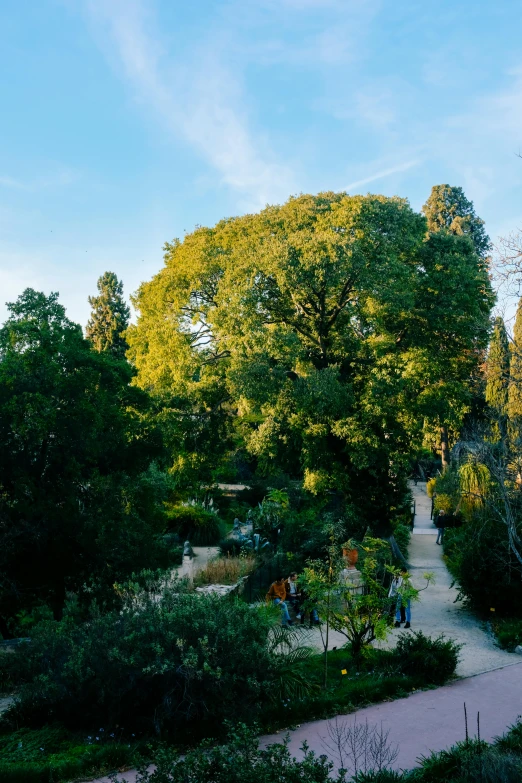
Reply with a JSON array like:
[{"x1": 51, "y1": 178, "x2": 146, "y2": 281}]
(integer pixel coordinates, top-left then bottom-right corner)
[
  {"x1": 0, "y1": 290, "x2": 172, "y2": 635},
  {"x1": 1, "y1": 580, "x2": 279, "y2": 735},
  {"x1": 127, "y1": 190, "x2": 493, "y2": 531}
]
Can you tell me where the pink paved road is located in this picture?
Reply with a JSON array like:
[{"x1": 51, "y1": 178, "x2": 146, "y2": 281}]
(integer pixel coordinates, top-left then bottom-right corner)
[
  {"x1": 89, "y1": 662, "x2": 522, "y2": 781},
  {"x1": 262, "y1": 661, "x2": 522, "y2": 773}
]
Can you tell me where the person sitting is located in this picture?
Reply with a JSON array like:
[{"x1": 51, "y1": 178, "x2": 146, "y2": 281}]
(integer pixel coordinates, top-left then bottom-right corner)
[
  {"x1": 267, "y1": 576, "x2": 292, "y2": 627},
  {"x1": 284, "y1": 572, "x2": 302, "y2": 617}
]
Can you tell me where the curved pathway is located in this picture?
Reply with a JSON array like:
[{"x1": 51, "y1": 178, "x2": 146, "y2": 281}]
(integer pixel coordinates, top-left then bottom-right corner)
[{"x1": 399, "y1": 481, "x2": 516, "y2": 677}]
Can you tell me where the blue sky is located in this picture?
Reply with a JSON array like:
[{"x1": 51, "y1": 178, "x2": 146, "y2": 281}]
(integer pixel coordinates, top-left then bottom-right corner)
[{"x1": 1, "y1": 0, "x2": 521, "y2": 325}]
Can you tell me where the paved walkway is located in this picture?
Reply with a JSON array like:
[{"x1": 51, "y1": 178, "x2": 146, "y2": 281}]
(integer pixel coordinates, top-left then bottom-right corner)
[
  {"x1": 303, "y1": 482, "x2": 517, "y2": 677},
  {"x1": 261, "y1": 661, "x2": 522, "y2": 773}
]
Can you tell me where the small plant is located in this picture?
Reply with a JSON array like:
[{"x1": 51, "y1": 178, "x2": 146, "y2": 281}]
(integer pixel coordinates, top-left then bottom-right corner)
[
  {"x1": 393, "y1": 631, "x2": 460, "y2": 685},
  {"x1": 320, "y1": 716, "x2": 399, "y2": 778}
]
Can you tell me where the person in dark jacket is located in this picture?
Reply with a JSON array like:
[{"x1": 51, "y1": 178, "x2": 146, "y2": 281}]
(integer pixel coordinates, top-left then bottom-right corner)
[{"x1": 435, "y1": 509, "x2": 446, "y2": 545}]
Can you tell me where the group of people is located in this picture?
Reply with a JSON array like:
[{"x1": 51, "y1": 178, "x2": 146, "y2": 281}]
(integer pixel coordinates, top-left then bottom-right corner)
[
  {"x1": 266, "y1": 573, "x2": 320, "y2": 627},
  {"x1": 268, "y1": 570, "x2": 414, "y2": 630}
]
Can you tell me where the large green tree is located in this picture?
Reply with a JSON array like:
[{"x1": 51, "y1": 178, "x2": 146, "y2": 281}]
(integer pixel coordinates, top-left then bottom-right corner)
[
  {"x1": 421, "y1": 185, "x2": 493, "y2": 467},
  {"x1": 86, "y1": 271, "x2": 130, "y2": 358},
  {"x1": 0, "y1": 290, "x2": 165, "y2": 634},
  {"x1": 128, "y1": 192, "x2": 493, "y2": 527}
]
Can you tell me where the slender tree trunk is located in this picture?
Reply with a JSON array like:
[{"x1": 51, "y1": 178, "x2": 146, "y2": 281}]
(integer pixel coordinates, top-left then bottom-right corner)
[
  {"x1": 323, "y1": 589, "x2": 330, "y2": 689},
  {"x1": 440, "y1": 425, "x2": 450, "y2": 472}
]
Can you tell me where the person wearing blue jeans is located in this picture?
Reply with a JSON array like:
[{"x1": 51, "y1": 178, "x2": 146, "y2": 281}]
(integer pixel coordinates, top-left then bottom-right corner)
[
  {"x1": 395, "y1": 595, "x2": 411, "y2": 629},
  {"x1": 267, "y1": 577, "x2": 293, "y2": 626}
]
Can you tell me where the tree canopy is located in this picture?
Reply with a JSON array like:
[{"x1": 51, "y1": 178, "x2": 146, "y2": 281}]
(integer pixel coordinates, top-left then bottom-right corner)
[{"x1": 127, "y1": 191, "x2": 494, "y2": 528}]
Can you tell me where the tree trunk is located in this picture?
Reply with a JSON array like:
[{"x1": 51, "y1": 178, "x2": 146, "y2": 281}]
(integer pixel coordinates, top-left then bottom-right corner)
[{"x1": 440, "y1": 425, "x2": 450, "y2": 472}]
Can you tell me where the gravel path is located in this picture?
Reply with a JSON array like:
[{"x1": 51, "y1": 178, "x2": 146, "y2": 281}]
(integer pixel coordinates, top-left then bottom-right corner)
[{"x1": 302, "y1": 482, "x2": 518, "y2": 677}]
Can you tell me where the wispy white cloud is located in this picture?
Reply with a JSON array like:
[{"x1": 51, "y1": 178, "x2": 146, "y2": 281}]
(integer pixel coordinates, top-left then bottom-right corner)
[
  {"x1": 345, "y1": 160, "x2": 420, "y2": 192},
  {"x1": 85, "y1": 0, "x2": 295, "y2": 208},
  {"x1": 0, "y1": 170, "x2": 77, "y2": 192}
]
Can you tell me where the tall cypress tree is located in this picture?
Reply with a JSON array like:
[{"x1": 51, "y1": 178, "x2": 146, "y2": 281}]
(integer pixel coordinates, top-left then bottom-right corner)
[
  {"x1": 486, "y1": 316, "x2": 510, "y2": 440},
  {"x1": 508, "y1": 299, "x2": 522, "y2": 423},
  {"x1": 86, "y1": 271, "x2": 130, "y2": 359}
]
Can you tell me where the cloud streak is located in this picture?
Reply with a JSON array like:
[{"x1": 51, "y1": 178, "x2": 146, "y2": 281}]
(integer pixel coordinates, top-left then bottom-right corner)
[
  {"x1": 345, "y1": 160, "x2": 420, "y2": 192},
  {"x1": 86, "y1": 0, "x2": 295, "y2": 208}
]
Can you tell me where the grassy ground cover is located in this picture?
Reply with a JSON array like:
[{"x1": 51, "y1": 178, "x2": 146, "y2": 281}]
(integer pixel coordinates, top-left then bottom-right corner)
[{"x1": 0, "y1": 724, "x2": 145, "y2": 783}]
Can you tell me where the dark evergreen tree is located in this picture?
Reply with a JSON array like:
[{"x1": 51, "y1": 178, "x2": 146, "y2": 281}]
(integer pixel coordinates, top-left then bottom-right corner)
[
  {"x1": 422, "y1": 184, "x2": 491, "y2": 260},
  {"x1": 486, "y1": 317, "x2": 510, "y2": 412},
  {"x1": 486, "y1": 316, "x2": 510, "y2": 441},
  {"x1": 86, "y1": 271, "x2": 130, "y2": 358},
  {"x1": 422, "y1": 185, "x2": 493, "y2": 468},
  {"x1": 508, "y1": 299, "x2": 522, "y2": 422}
]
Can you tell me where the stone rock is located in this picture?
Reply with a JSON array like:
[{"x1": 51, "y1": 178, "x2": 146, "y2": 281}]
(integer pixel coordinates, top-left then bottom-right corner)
[{"x1": 515, "y1": 645, "x2": 522, "y2": 656}]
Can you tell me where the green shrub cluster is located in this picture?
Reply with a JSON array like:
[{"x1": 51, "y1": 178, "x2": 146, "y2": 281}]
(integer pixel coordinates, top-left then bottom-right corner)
[
  {"x1": 164, "y1": 504, "x2": 225, "y2": 545},
  {"x1": 392, "y1": 632, "x2": 461, "y2": 686},
  {"x1": 0, "y1": 581, "x2": 276, "y2": 737}
]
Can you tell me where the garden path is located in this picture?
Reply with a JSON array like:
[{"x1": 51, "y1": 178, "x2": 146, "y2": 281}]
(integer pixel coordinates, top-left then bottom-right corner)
[{"x1": 304, "y1": 481, "x2": 518, "y2": 677}]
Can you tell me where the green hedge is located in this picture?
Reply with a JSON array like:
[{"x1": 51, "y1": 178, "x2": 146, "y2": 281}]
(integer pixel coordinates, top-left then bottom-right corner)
[{"x1": 165, "y1": 504, "x2": 225, "y2": 545}]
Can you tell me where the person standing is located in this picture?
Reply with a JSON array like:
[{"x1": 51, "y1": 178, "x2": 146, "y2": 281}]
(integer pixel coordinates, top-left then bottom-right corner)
[
  {"x1": 435, "y1": 508, "x2": 446, "y2": 545},
  {"x1": 390, "y1": 571, "x2": 412, "y2": 629},
  {"x1": 284, "y1": 572, "x2": 302, "y2": 618}
]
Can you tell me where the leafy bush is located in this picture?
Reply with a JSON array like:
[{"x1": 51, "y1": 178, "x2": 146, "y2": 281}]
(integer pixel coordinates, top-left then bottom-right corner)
[
  {"x1": 218, "y1": 538, "x2": 243, "y2": 557},
  {"x1": 444, "y1": 519, "x2": 522, "y2": 615},
  {"x1": 165, "y1": 504, "x2": 225, "y2": 545},
  {"x1": 492, "y1": 618, "x2": 522, "y2": 650},
  {"x1": 392, "y1": 631, "x2": 460, "y2": 685},
  {"x1": 116, "y1": 722, "x2": 335, "y2": 783},
  {"x1": 0, "y1": 579, "x2": 280, "y2": 736},
  {"x1": 354, "y1": 772, "x2": 405, "y2": 782},
  {"x1": 392, "y1": 524, "x2": 411, "y2": 558}
]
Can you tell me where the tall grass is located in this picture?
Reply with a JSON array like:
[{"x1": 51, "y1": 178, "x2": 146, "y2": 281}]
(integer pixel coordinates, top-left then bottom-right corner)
[{"x1": 194, "y1": 556, "x2": 256, "y2": 586}]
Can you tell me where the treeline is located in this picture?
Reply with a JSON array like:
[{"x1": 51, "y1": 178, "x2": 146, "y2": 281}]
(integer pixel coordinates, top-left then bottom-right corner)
[
  {"x1": 0, "y1": 184, "x2": 494, "y2": 634},
  {"x1": 432, "y1": 286, "x2": 522, "y2": 625}
]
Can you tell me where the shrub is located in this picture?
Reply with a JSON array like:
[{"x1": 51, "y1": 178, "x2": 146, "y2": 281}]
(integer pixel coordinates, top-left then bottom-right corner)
[
  {"x1": 0, "y1": 580, "x2": 279, "y2": 736},
  {"x1": 492, "y1": 618, "x2": 522, "y2": 651},
  {"x1": 115, "y1": 722, "x2": 336, "y2": 783},
  {"x1": 392, "y1": 524, "x2": 411, "y2": 558},
  {"x1": 392, "y1": 631, "x2": 460, "y2": 685},
  {"x1": 165, "y1": 504, "x2": 225, "y2": 545},
  {"x1": 218, "y1": 538, "x2": 243, "y2": 557},
  {"x1": 194, "y1": 556, "x2": 256, "y2": 586},
  {"x1": 444, "y1": 519, "x2": 522, "y2": 615},
  {"x1": 354, "y1": 772, "x2": 406, "y2": 782}
]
